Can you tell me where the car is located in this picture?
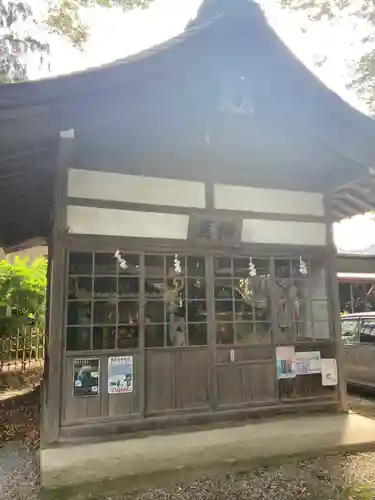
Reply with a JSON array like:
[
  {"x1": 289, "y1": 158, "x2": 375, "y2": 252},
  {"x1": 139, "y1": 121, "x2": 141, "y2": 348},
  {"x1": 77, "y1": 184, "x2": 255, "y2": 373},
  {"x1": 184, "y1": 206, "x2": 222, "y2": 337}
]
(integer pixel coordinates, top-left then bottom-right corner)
[{"x1": 341, "y1": 312, "x2": 375, "y2": 392}]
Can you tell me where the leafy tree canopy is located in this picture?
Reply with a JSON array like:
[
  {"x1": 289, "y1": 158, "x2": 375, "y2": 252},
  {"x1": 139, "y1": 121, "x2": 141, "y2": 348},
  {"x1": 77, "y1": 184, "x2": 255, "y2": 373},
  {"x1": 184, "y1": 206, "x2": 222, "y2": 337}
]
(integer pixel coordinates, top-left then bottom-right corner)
[
  {"x1": 279, "y1": 0, "x2": 375, "y2": 113},
  {"x1": 0, "y1": 257, "x2": 47, "y2": 331},
  {"x1": 0, "y1": 0, "x2": 154, "y2": 81}
]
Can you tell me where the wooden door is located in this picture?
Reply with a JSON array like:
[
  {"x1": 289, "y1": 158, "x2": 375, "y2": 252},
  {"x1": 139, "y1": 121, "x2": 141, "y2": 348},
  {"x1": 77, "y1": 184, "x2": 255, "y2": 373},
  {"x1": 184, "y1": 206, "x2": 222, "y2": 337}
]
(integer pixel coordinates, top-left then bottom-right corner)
[
  {"x1": 144, "y1": 253, "x2": 212, "y2": 416},
  {"x1": 210, "y1": 255, "x2": 278, "y2": 410}
]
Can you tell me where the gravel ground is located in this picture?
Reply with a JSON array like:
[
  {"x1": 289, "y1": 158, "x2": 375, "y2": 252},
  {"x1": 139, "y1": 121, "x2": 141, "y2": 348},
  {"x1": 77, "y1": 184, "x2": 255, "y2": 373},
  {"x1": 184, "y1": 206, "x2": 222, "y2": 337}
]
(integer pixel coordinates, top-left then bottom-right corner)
[
  {"x1": 0, "y1": 385, "x2": 40, "y2": 499},
  {"x1": 0, "y1": 441, "x2": 39, "y2": 499},
  {"x1": 1, "y1": 388, "x2": 375, "y2": 500},
  {"x1": 114, "y1": 453, "x2": 375, "y2": 500}
]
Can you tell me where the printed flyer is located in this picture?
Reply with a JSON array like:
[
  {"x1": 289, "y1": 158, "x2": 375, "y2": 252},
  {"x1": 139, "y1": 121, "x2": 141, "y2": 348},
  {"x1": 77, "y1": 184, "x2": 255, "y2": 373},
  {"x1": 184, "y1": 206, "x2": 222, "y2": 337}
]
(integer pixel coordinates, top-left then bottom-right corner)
[
  {"x1": 294, "y1": 351, "x2": 321, "y2": 376},
  {"x1": 73, "y1": 358, "x2": 100, "y2": 397},
  {"x1": 108, "y1": 356, "x2": 134, "y2": 394},
  {"x1": 276, "y1": 346, "x2": 296, "y2": 379}
]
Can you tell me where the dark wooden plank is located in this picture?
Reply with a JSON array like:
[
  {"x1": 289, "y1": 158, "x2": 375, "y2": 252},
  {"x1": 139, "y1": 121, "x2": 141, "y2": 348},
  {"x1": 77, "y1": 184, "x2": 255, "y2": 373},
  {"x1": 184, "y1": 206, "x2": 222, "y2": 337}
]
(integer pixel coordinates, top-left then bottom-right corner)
[
  {"x1": 173, "y1": 349, "x2": 210, "y2": 410},
  {"x1": 217, "y1": 362, "x2": 278, "y2": 408},
  {"x1": 44, "y1": 129, "x2": 73, "y2": 444},
  {"x1": 145, "y1": 350, "x2": 174, "y2": 413}
]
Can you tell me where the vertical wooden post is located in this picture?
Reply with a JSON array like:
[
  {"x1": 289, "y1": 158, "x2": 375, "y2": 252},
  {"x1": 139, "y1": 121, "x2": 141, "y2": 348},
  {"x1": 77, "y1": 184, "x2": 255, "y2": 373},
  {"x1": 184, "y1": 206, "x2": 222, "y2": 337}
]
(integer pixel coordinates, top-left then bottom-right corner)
[
  {"x1": 324, "y1": 196, "x2": 348, "y2": 412},
  {"x1": 43, "y1": 129, "x2": 74, "y2": 445}
]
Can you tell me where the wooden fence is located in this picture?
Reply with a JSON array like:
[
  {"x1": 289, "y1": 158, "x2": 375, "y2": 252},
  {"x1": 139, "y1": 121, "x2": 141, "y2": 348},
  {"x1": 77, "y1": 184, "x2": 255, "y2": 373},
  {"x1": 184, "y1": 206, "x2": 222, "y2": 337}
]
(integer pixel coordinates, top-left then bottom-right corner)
[{"x1": 0, "y1": 328, "x2": 45, "y2": 372}]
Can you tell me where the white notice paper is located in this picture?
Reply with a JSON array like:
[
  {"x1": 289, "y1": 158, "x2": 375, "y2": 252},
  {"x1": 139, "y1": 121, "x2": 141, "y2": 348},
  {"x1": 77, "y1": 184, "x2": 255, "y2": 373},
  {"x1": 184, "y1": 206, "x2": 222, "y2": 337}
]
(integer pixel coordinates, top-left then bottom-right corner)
[
  {"x1": 321, "y1": 358, "x2": 338, "y2": 386},
  {"x1": 294, "y1": 351, "x2": 321, "y2": 376}
]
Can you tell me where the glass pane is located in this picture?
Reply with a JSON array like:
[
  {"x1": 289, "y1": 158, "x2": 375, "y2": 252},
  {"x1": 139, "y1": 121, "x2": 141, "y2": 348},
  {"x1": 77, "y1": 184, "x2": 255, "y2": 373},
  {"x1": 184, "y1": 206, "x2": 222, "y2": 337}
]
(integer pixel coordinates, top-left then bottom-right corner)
[
  {"x1": 68, "y1": 277, "x2": 92, "y2": 300},
  {"x1": 311, "y1": 301, "x2": 329, "y2": 322},
  {"x1": 93, "y1": 301, "x2": 116, "y2": 324},
  {"x1": 314, "y1": 322, "x2": 331, "y2": 339},
  {"x1": 359, "y1": 320, "x2": 375, "y2": 344},
  {"x1": 187, "y1": 256, "x2": 205, "y2": 277},
  {"x1": 233, "y1": 258, "x2": 249, "y2": 277},
  {"x1": 167, "y1": 314, "x2": 187, "y2": 346},
  {"x1": 236, "y1": 323, "x2": 272, "y2": 344},
  {"x1": 145, "y1": 255, "x2": 164, "y2": 276},
  {"x1": 94, "y1": 253, "x2": 117, "y2": 275},
  {"x1": 187, "y1": 300, "x2": 207, "y2": 322},
  {"x1": 253, "y1": 323, "x2": 272, "y2": 343},
  {"x1": 297, "y1": 321, "x2": 313, "y2": 339},
  {"x1": 235, "y1": 322, "x2": 255, "y2": 343},
  {"x1": 118, "y1": 325, "x2": 138, "y2": 349},
  {"x1": 216, "y1": 323, "x2": 234, "y2": 344},
  {"x1": 188, "y1": 324, "x2": 208, "y2": 346},
  {"x1": 235, "y1": 300, "x2": 254, "y2": 321},
  {"x1": 93, "y1": 326, "x2": 116, "y2": 349},
  {"x1": 67, "y1": 301, "x2": 91, "y2": 326},
  {"x1": 145, "y1": 278, "x2": 165, "y2": 298},
  {"x1": 146, "y1": 325, "x2": 165, "y2": 347},
  {"x1": 118, "y1": 277, "x2": 139, "y2": 298},
  {"x1": 341, "y1": 320, "x2": 357, "y2": 343},
  {"x1": 275, "y1": 259, "x2": 291, "y2": 278},
  {"x1": 145, "y1": 301, "x2": 165, "y2": 323},
  {"x1": 275, "y1": 277, "x2": 301, "y2": 330},
  {"x1": 215, "y1": 301, "x2": 233, "y2": 320},
  {"x1": 118, "y1": 301, "x2": 138, "y2": 324},
  {"x1": 69, "y1": 252, "x2": 93, "y2": 275},
  {"x1": 94, "y1": 277, "x2": 117, "y2": 298},
  {"x1": 253, "y1": 258, "x2": 270, "y2": 277},
  {"x1": 117, "y1": 253, "x2": 140, "y2": 274},
  {"x1": 187, "y1": 278, "x2": 206, "y2": 300},
  {"x1": 66, "y1": 327, "x2": 91, "y2": 351},
  {"x1": 215, "y1": 279, "x2": 233, "y2": 299},
  {"x1": 214, "y1": 257, "x2": 231, "y2": 277}
]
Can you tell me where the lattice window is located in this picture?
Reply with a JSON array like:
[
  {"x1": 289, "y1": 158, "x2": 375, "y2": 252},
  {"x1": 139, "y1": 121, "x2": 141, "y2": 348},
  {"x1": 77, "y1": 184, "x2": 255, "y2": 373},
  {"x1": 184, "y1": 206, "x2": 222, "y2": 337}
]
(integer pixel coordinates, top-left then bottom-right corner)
[{"x1": 214, "y1": 257, "x2": 272, "y2": 345}]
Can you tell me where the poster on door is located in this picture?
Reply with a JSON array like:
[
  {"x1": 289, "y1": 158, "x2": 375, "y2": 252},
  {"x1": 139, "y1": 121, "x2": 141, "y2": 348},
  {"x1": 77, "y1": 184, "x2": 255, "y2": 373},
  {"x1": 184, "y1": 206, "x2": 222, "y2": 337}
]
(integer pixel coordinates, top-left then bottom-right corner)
[
  {"x1": 294, "y1": 351, "x2": 321, "y2": 376},
  {"x1": 108, "y1": 356, "x2": 134, "y2": 394},
  {"x1": 73, "y1": 358, "x2": 100, "y2": 397},
  {"x1": 276, "y1": 346, "x2": 296, "y2": 379}
]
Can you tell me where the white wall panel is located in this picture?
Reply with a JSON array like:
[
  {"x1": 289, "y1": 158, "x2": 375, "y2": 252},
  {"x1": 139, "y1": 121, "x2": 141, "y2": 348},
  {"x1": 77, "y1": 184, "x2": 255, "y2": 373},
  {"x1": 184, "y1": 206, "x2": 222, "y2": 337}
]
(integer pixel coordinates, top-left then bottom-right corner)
[
  {"x1": 67, "y1": 206, "x2": 189, "y2": 239},
  {"x1": 68, "y1": 169, "x2": 206, "y2": 209},
  {"x1": 214, "y1": 184, "x2": 324, "y2": 216},
  {"x1": 241, "y1": 219, "x2": 326, "y2": 246}
]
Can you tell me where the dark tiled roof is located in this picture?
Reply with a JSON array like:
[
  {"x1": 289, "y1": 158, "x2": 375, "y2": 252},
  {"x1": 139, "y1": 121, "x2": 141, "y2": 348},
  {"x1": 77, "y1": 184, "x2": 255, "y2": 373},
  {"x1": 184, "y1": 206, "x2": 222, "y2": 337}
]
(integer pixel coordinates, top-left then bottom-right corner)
[{"x1": 1, "y1": 0, "x2": 375, "y2": 246}]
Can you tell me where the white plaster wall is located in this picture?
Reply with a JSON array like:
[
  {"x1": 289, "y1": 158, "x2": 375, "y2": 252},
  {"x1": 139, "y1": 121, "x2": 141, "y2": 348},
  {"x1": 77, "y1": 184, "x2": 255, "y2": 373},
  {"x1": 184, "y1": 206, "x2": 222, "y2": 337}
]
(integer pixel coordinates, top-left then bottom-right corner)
[
  {"x1": 67, "y1": 206, "x2": 190, "y2": 239},
  {"x1": 68, "y1": 169, "x2": 206, "y2": 209},
  {"x1": 241, "y1": 219, "x2": 326, "y2": 246},
  {"x1": 214, "y1": 184, "x2": 324, "y2": 216}
]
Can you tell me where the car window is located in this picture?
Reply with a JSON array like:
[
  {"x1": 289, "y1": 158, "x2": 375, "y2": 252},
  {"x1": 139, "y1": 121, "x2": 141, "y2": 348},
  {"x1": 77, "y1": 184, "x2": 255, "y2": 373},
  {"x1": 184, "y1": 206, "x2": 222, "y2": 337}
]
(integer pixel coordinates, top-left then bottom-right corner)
[
  {"x1": 359, "y1": 320, "x2": 375, "y2": 345},
  {"x1": 341, "y1": 319, "x2": 358, "y2": 344}
]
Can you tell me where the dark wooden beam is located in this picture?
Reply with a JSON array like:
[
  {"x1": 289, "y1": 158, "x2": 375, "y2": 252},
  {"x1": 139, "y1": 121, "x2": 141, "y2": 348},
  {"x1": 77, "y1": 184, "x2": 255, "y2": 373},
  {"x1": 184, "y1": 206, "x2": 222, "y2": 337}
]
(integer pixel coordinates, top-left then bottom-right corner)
[
  {"x1": 43, "y1": 129, "x2": 73, "y2": 445},
  {"x1": 324, "y1": 196, "x2": 348, "y2": 412}
]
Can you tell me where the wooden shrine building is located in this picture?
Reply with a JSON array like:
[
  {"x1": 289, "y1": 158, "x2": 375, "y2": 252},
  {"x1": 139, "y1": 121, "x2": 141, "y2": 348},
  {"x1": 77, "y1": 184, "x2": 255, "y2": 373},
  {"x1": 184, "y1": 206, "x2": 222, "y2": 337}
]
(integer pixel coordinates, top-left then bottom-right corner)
[{"x1": 2, "y1": 0, "x2": 375, "y2": 445}]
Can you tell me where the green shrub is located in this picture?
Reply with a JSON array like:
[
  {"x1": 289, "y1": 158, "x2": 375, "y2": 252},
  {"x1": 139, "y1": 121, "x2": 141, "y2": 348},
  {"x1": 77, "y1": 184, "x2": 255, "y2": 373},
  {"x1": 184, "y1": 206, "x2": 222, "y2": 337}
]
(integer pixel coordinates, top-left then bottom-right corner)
[{"x1": 0, "y1": 256, "x2": 47, "y2": 336}]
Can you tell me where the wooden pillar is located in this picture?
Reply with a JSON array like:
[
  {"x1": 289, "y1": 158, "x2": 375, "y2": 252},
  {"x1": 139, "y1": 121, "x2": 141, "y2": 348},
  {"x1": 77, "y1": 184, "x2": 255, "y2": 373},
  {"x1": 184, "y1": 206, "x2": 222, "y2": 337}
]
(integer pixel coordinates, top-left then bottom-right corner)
[
  {"x1": 324, "y1": 196, "x2": 348, "y2": 411},
  {"x1": 43, "y1": 129, "x2": 74, "y2": 445}
]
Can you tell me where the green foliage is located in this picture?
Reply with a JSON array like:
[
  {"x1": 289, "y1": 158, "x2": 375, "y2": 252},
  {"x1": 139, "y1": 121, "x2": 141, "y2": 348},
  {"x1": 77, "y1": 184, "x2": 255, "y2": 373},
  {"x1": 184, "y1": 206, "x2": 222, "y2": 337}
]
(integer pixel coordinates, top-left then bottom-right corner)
[
  {"x1": 0, "y1": 256, "x2": 47, "y2": 333},
  {"x1": 279, "y1": 0, "x2": 375, "y2": 113},
  {"x1": 0, "y1": 0, "x2": 155, "y2": 82}
]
